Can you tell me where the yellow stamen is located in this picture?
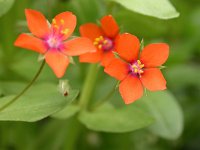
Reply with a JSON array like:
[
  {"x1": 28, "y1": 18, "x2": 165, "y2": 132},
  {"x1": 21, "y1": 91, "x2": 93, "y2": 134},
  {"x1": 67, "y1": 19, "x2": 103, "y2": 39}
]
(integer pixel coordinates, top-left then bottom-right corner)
[
  {"x1": 132, "y1": 64, "x2": 137, "y2": 68},
  {"x1": 131, "y1": 60, "x2": 145, "y2": 76},
  {"x1": 134, "y1": 69, "x2": 138, "y2": 73},
  {"x1": 103, "y1": 40, "x2": 108, "y2": 44},
  {"x1": 93, "y1": 41, "x2": 98, "y2": 45},
  {"x1": 61, "y1": 28, "x2": 69, "y2": 35},
  {"x1": 137, "y1": 60, "x2": 141, "y2": 65},
  {"x1": 140, "y1": 64, "x2": 144, "y2": 68},
  {"x1": 60, "y1": 19, "x2": 65, "y2": 25},
  {"x1": 99, "y1": 36, "x2": 103, "y2": 40},
  {"x1": 98, "y1": 45, "x2": 102, "y2": 49},
  {"x1": 139, "y1": 70, "x2": 144, "y2": 73},
  {"x1": 52, "y1": 19, "x2": 56, "y2": 24},
  {"x1": 95, "y1": 38, "x2": 100, "y2": 42}
]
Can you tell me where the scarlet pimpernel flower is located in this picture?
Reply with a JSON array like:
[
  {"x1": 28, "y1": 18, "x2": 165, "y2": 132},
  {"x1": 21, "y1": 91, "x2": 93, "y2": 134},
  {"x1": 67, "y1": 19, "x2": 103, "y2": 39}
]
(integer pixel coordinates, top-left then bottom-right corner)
[
  {"x1": 79, "y1": 15, "x2": 120, "y2": 66},
  {"x1": 15, "y1": 9, "x2": 95, "y2": 78},
  {"x1": 104, "y1": 33, "x2": 169, "y2": 104}
]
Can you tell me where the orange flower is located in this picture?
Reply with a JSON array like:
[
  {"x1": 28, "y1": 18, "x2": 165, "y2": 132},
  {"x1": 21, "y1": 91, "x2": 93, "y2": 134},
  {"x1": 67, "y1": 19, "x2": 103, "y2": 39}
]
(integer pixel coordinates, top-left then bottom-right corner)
[
  {"x1": 14, "y1": 9, "x2": 95, "y2": 78},
  {"x1": 79, "y1": 15, "x2": 120, "y2": 66},
  {"x1": 104, "y1": 33, "x2": 169, "y2": 104}
]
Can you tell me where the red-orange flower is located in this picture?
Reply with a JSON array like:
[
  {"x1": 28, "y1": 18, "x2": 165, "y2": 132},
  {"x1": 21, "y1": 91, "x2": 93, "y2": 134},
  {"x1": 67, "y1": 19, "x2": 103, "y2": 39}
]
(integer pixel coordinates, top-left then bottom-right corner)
[
  {"x1": 105, "y1": 33, "x2": 169, "y2": 104},
  {"x1": 79, "y1": 15, "x2": 119, "y2": 66},
  {"x1": 14, "y1": 9, "x2": 95, "y2": 78}
]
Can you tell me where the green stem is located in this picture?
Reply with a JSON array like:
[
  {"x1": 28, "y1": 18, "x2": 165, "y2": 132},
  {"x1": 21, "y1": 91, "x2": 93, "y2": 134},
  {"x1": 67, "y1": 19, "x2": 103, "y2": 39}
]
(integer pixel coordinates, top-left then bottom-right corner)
[
  {"x1": 79, "y1": 64, "x2": 99, "y2": 110},
  {"x1": 0, "y1": 61, "x2": 45, "y2": 112},
  {"x1": 63, "y1": 117, "x2": 83, "y2": 150},
  {"x1": 63, "y1": 64, "x2": 99, "y2": 150}
]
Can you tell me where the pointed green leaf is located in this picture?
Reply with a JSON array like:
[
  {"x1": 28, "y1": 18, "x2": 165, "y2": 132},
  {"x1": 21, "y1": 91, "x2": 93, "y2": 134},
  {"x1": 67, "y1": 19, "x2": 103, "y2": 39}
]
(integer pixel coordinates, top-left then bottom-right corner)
[
  {"x1": 79, "y1": 103, "x2": 154, "y2": 133},
  {"x1": 52, "y1": 104, "x2": 80, "y2": 119},
  {"x1": 110, "y1": 0, "x2": 179, "y2": 19},
  {"x1": 51, "y1": 89, "x2": 80, "y2": 120},
  {"x1": 0, "y1": 83, "x2": 78, "y2": 122},
  {"x1": 136, "y1": 90, "x2": 184, "y2": 139}
]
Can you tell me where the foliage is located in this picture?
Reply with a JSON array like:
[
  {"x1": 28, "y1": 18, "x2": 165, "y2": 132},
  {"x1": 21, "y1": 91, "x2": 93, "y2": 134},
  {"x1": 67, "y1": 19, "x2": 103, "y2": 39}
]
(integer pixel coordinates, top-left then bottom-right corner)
[{"x1": 0, "y1": 0, "x2": 199, "y2": 150}]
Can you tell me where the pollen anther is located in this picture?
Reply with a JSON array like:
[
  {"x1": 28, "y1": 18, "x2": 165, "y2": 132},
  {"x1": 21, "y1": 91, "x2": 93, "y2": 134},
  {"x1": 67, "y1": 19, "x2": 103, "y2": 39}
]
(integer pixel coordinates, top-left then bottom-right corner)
[
  {"x1": 103, "y1": 40, "x2": 108, "y2": 44},
  {"x1": 130, "y1": 60, "x2": 144, "y2": 77},
  {"x1": 52, "y1": 19, "x2": 56, "y2": 24},
  {"x1": 137, "y1": 60, "x2": 141, "y2": 65},
  {"x1": 93, "y1": 41, "x2": 98, "y2": 45},
  {"x1": 140, "y1": 64, "x2": 144, "y2": 68},
  {"x1": 98, "y1": 45, "x2": 102, "y2": 49},
  {"x1": 93, "y1": 36, "x2": 114, "y2": 51},
  {"x1": 61, "y1": 28, "x2": 69, "y2": 35},
  {"x1": 60, "y1": 19, "x2": 65, "y2": 25}
]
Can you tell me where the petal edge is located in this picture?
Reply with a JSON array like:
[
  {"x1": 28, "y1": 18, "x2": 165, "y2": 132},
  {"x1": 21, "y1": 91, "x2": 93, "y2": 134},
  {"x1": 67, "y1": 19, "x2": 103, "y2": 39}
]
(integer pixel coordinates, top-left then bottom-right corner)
[
  {"x1": 53, "y1": 11, "x2": 77, "y2": 40},
  {"x1": 25, "y1": 9, "x2": 50, "y2": 38},
  {"x1": 116, "y1": 33, "x2": 140, "y2": 62},
  {"x1": 100, "y1": 15, "x2": 119, "y2": 38},
  {"x1": 119, "y1": 75, "x2": 143, "y2": 104},
  {"x1": 141, "y1": 68, "x2": 167, "y2": 91},
  {"x1": 63, "y1": 37, "x2": 96, "y2": 56},
  {"x1": 140, "y1": 43, "x2": 169, "y2": 67},
  {"x1": 79, "y1": 23, "x2": 103, "y2": 41},
  {"x1": 14, "y1": 33, "x2": 46, "y2": 54},
  {"x1": 104, "y1": 58, "x2": 129, "y2": 81},
  {"x1": 45, "y1": 51, "x2": 69, "y2": 78}
]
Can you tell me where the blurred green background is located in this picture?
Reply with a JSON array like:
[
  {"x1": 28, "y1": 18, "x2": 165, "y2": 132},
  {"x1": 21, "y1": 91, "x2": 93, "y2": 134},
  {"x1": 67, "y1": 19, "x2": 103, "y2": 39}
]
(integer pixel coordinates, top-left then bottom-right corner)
[{"x1": 0, "y1": 0, "x2": 200, "y2": 149}]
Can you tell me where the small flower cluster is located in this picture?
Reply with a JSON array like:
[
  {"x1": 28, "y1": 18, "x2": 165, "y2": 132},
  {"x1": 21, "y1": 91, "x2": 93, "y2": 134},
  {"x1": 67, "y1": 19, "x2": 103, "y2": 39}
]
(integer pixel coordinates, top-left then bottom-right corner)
[
  {"x1": 15, "y1": 9, "x2": 169, "y2": 104},
  {"x1": 15, "y1": 9, "x2": 95, "y2": 78}
]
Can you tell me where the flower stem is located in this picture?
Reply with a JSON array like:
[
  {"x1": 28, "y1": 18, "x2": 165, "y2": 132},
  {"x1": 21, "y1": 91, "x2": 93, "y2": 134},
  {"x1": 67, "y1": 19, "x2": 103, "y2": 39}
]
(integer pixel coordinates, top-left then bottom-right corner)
[
  {"x1": 63, "y1": 117, "x2": 83, "y2": 150},
  {"x1": 0, "y1": 60, "x2": 45, "y2": 112},
  {"x1": 79, "y1": 64, "x2": 99, "y2": 110},
  {"x1": 63, "y1": 64, "x2": 99, "y2": 149}
]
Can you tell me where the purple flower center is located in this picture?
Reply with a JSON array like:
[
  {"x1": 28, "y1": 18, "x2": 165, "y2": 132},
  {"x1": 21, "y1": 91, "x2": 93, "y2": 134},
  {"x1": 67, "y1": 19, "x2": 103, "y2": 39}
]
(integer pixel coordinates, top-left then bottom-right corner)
[
  {"x1": 93, "y1": 36, "x2": 114, "y2": 52},
  {"x1": 129, "y1": 60, "x2": 144, "y2": 78},
  {"x1": 46, "y1": 36, "x2": 62, "y2": 49},
  {"x1": 44, "y1": 18, "x2": 69, "y2": 50}
]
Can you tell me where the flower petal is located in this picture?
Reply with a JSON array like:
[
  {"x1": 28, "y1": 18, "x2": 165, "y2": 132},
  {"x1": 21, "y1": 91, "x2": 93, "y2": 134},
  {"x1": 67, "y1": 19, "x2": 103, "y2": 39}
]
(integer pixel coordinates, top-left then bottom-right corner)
[
  {"x1": 79, "y1": 23, "x2": 103, "y2": 41},
  {"x1": 101, "y1": 51, "x2": 115, "y2": 67},
  {"x1": 140, "y1": 43, "x2": 169, "y2": 67},
  {"x1": 63, "y1": 37, "x2": 96, "y2": 56},
  {"x1": 100, "y1": 15, "x2": 119, "y2": 38},
  {"x1": 119, "y1": 75, "x2": 143, "y2": 104},
  {"x1": 53, "y1": 11, "x2": 76, "y2": 40},
  {"x1": 104, "y1": 58, "x2": 129, "y2": 81},
  {"x1": 25, "y1": 9, "x2": 50, "y2": 38},
  {"x1": 52, "y1": 11, "x2": 76, "y2": 40},
  {"x1": 141, "y1": 68, "x2": 167, "y2": 91},
  {"x1": 45, "y1": 51, "x2": 69, "y2": 78},
  {"x1": 79, "y1": 49, "x2": 103, "y2": 63},
  {"x1": 116, "y1": 33, "x2": 140, "y2": 62},
  {"x1": 14, "y1": 33, "x2": 46, "y2": 54}
]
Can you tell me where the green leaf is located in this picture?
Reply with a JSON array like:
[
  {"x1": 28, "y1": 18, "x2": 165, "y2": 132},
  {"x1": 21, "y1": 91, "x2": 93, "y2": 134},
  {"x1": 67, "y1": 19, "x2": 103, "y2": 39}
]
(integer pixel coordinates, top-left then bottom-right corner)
[
  {"x1": 110, "y1": 0, "x2": 179, "y2": 19},
  {"x1": 136, "y1": 90, "x2": 184, "y2": 139},
  {"x1": 52, "y1": 0, "x2": 106, "y2": 29},
  {"x1": 78, "y1": 103, "x2": 154, "y2": 133},
  {"x1": 166, "y1": 65, "x2": 200, "y2": 88},
  {"x1": 0, "y1": 0, "x2": 15, "y2": 17},
  {"x1": 0, "y1": 83, "x2": 78, "y2": 122},
  {"x1": 52, "y1": 104, "x2": 80, "y2": 119},
  {"x1": 51, "y1": 88, "x2": 80, "y2": 120},
  {"x1": 0, "y1": 81, "x2": 26, "y2": 95}
]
